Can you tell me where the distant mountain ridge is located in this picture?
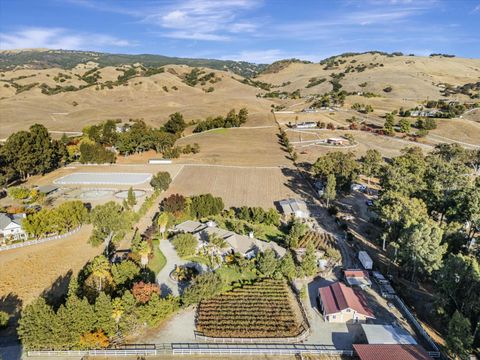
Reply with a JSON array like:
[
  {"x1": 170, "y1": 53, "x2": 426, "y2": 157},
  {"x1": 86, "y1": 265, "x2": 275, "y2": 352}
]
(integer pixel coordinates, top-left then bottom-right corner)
[{"x1": 0, "y1": 49, "x2": 268, "y2": 78}]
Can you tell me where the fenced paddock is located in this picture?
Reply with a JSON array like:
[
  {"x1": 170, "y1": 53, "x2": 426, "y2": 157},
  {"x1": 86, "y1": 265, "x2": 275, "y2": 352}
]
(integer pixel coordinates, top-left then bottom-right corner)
[{"x1": 54, "y1": 172, "x2": 152, "y2": 186}]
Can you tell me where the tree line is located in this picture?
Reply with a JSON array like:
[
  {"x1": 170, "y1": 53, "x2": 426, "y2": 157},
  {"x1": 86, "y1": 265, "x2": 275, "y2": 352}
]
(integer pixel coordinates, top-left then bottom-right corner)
[
  {"x1": 313, "y1": 144, "x2": 480, "y2": 356},
  {"x1": 0, "y1": 124, "x2": 68, "y2": 185},
  {"x1": 193, "y1": 108, "x2": 248, "y2": 133}
]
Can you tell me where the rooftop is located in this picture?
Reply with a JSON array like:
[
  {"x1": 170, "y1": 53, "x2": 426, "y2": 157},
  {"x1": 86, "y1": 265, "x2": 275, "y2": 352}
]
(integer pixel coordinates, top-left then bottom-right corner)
[
  {"x1": 353, "y1": 344, "x2": 431, "y2": 360},
  {"x1": 318, "y1": 282, "x2": 374, "y2": 318},
  {"x1": 361, "y1": 324, "x2": 417, "y2": 345}
]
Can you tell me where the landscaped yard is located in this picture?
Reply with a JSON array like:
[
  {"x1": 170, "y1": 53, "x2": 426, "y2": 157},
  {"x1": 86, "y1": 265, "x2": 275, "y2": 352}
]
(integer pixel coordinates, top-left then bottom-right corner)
[
  {"x1": 148, "y1": 239, "x2": 167, "y2": 274},
  {"x1": 196, "y1": 279, "x2": 306, "y2": 338},
  {"x1": 216, "y1": 265, "x2": 258, "y2": 284}
]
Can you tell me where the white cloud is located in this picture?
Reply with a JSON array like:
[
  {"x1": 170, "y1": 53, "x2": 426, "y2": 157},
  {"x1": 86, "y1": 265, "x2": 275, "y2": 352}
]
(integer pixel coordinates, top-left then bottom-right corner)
[{"x1": 0, "y1": 27, "x2": 134, "y2": 50}]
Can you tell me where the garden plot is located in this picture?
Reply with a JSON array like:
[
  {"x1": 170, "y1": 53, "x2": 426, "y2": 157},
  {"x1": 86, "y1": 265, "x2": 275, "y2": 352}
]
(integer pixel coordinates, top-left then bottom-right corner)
[
  {"x1": 196, "y1": 279, "x2": 306, "y2": 338},
  {"x1": 54, "y1": 172, "x2": 152, "y2": 185}
]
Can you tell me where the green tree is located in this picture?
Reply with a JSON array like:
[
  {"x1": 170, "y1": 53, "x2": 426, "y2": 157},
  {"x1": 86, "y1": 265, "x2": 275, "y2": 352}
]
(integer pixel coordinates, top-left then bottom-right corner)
[
  {"x1": 157, "y1": 212, "x2": 170, "y2": 239},
  {"x1": 111, "y1": 260, "x2": 140, "y2": 287},
  {"x1": 163, "y1": 112, "x2": 186, "y2": 134},
  {"x1": 286, "y1": 220, "x2": 307, "y2": 248},
  {"x1": 383, "y1": 113, "x2": 395, "y2": 135},
  {"x1": 94, "y1": 292, "x2": 116, "y2": 337},
  {"x1": 150, "y1": 171, "x2": 171, "y2": 191},
  {"x1": 446, "y1": 311, "x2": 473, "y2": 359},
  {"x1": 313, "y1": 151, "x2": 359, "y2": 191},
  {"x1": 190, "y1": 194, "x2": 224, "y2": 218},
  {"x1": 264, "y1": 208, "x2": 281, "y2": 226},
  {"x1": 257, "y1": 249, "x2": 278, "y2": 277},
  {"x1": 398, "y1": 119, "x2": 411, "y2": 133},
  {"x1": 302, "y1": 243, "x2": 318, "y2": 277},
  {"x1": 89, "y1": 201, "x2": 131, "y2": 246},
  {"x1": 396, "y1": 220, "x2": 447, "y2": 280},
  {"x1": 182, "y1": 272, "x2": 224, "y2": 305},
  {"x1": 17, "y1": 298, "x2": 61, "y2": 350},
  {"x1": 135, "y1": 293, "x2": 179, "y2": 327},
  {"x1": 360, "y1": 149, "x2": 383, "y2": 187},
  {"x1": 279, "y1": 251, "x2": 297, "y2": 280},
  {"x1": 87, "y1": 255, "x2": 112, "y2": 292},
  {"x1": 323, "y1": 173, "x2": 336, "y2": 207},
  {"x1": 127, "y1": 187, "x2": 137, "y2": 207},
  {"x1": 171, "y1": 233, "x2": 198, "y2": 258}
]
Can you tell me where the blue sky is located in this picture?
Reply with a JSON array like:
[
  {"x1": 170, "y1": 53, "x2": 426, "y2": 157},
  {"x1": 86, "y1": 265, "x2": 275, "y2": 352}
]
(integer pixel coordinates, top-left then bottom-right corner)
[{"x1": 0, "y1": 0, "x2": 479, "y2": 63}]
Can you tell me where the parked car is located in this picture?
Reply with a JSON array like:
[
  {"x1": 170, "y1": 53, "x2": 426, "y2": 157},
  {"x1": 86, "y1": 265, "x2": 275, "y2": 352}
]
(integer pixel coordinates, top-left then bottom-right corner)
[{"x1": 365, "y1": 200, "x2": 374, "y2": 207}]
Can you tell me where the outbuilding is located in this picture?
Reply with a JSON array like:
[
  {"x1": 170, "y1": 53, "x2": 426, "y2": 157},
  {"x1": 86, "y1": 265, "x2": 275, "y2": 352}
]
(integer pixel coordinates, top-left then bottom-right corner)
[
  {"x1": 318, "y1": 281, "x2": 375, "y2": 323},
  {"x1": 279, "y1": 198, "x2": 310, "y2": 219}
]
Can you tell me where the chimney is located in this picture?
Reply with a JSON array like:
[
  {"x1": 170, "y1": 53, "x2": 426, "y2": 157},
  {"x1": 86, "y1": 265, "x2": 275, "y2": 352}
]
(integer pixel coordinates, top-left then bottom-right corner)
[
  {"x1": 207, "y1": 220, "x2": 216, "y2": 228},
  {"x1": 248, "y1": 231, "x2": 254, "y2": 238}
]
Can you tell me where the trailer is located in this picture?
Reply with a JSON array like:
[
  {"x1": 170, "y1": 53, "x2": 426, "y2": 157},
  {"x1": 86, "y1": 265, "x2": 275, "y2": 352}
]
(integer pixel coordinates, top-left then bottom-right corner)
[{"x1": 358, "y1": 251, "x2": 373, "y2": 270}]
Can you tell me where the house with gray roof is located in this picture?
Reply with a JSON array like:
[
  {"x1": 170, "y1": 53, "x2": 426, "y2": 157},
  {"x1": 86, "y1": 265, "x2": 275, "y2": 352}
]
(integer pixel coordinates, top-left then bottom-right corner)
[
  {"x1": 0, "y1": 213, "x2": 27, "y2": 242},
  {"x1": 174, "y1": 220, "x2": 286, "y2": 259},
  {"x1": 279, "y1": 198, "x2": 310, "y2": 219}
]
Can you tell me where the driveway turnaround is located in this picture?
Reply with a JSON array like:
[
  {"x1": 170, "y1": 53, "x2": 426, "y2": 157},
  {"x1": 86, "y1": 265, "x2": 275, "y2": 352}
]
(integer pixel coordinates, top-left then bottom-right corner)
[
  {"x1": 156, "y1": 240, "x2": 188, "y2": 297},
  {"x1": 54, "y1": 172, "x2": 152, "y2": 185}
]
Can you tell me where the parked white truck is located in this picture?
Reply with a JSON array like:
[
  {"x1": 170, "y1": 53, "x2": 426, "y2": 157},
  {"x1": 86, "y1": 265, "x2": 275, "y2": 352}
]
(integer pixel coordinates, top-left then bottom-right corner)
[{"x1": 358, "y1": 251, "x2": 373, "y2": 270}]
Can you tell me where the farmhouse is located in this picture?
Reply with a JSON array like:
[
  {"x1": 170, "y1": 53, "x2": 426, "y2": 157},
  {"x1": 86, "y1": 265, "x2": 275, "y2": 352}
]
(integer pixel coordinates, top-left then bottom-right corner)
[
  {"x1": 326, "y1": 137, "x2": 349, "y2": 145},
  {"x1": 353, "y1": 344, "x2": 431, "y2": 360},
  {"x1": 318, "y1": 281, "x2": 374, "y2": 323},
  {"x1": 0, "y1": 213, "x2": 27, "y2": 242},
  {"x1": 344, "y1": 269, "x2": 372, "y2": 289},
  {"x1": 279, "y1": 198, "x2": 310, "y2": 219},
  {"x1": 174, "y1": 220, "x2": 286, "y2": 259}
]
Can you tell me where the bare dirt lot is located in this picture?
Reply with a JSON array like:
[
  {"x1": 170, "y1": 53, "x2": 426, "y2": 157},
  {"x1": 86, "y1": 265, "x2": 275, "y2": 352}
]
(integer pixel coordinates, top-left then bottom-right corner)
[{"x1": 164, "y1": 165, "x2": 303, "y2": 208}]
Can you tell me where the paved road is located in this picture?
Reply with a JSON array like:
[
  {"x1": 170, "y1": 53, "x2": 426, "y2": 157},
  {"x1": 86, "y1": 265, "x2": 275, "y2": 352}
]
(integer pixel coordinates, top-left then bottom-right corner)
[{"x1": 156, "y1": 240, "x2": 188, "y2": 296}]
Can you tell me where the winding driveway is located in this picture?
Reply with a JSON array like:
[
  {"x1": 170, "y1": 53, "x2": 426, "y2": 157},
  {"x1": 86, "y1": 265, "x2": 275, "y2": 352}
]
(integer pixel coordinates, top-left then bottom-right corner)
[{"x1": 155, "y1": 240, "x2": 188, "y2": 297}]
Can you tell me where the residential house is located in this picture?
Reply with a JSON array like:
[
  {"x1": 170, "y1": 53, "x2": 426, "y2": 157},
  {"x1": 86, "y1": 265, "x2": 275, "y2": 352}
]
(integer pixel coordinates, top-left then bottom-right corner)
[
  {"x1": 174, "y1": 220, "x2": 286, "y2": 259},
  {"x1": 344, "y1": 269, "x2": 372, "y2": 289},
  {"x1": 318, "y1": 281, "x2": 375, "y2": 323},
  {"x1": 0, "y1": 213, "x2": 27, "y2": 242},
  {"x1": 326, "y1": 137, "x2": 349, "y2": 146},
  {"x1": 279, "y1": 198, "x2": 310, "y2": 219}
]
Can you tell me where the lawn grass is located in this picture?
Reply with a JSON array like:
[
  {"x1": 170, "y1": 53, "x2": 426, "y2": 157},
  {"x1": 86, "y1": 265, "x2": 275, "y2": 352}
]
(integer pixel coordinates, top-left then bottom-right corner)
[
  {"x1": 148, "y1": 239, "x2": 167, "y2": 274},
  {"x1": 216, "y1": 265, "x2": 258, "y2": 285}
]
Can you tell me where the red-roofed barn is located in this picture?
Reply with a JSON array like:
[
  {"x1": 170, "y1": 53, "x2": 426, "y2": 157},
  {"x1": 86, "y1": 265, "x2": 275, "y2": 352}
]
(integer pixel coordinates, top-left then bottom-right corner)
[
  {"x1": 318, "y1": 281, "x2": 375, "y2": 323},
  {"x1": 353, "y1": 344, "x2": 432, "y2": 360}
]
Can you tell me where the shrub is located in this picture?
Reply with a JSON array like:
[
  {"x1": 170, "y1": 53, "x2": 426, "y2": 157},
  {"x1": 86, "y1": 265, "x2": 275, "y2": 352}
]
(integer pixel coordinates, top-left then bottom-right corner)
[
  {"x1": 0, "y1": 311, "x2": 9, "y2": 328},
  {"x1": 171, "y1": 233, "x2": 198, "y2": 258},
  {"x1": 150, "y1": 171, "x2": 171, "y2": 191},
  {"x1": 132, "y1": 281, "x2": 160, "y2": 304}
]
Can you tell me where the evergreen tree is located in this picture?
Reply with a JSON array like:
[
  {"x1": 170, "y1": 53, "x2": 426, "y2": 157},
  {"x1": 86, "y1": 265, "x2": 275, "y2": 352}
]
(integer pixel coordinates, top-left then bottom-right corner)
[
  {"x1": 127, "y1": 187, "x2": 137, "y2": 207},
  {"x1": 446, "y1": 311, "x2": 473, "y2": 359},
  {"x1": 94, "y1": 292, "x2": 116, "y2": 337},
  {"x1": 150, "y1": 171, "x2": 172, "y2": 191},
  {"x1": 279, "y1": 251, "x2": 297, "y2": 280},
  {"x1": 17, "y1": 298, "x2": 61, "y2": 350},
  {"x1": 257, "y1": 249, "x2": 278, "y2": 277},
  {"x1": 301, "y1": 243, "x2": 318, "y2": 277},
  {"x1": 323, "y1": 174, "x2": 336, "y2": 207}
]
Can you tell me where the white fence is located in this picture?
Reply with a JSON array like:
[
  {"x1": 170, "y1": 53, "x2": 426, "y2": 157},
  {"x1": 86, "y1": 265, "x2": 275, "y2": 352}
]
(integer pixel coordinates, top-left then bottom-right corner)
[
  {"x1": 0, "y1": 226, "x2": 81, "y2": 252},
  {"x1": 27, "y1": 343, "x2": 354, "y2": 357},
  {"x1": 393, "y1": 295, "x2": 442, "y2": 358}
]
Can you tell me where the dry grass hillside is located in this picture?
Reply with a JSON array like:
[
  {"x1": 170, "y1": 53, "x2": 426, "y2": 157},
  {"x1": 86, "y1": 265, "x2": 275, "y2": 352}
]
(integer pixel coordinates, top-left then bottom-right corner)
[
  {"x1": 0, "y1": 64, "x2": 273, "y2": 137},
  {"x1": 1, "y1": 53, "x2": 479, "y2": 139}
]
